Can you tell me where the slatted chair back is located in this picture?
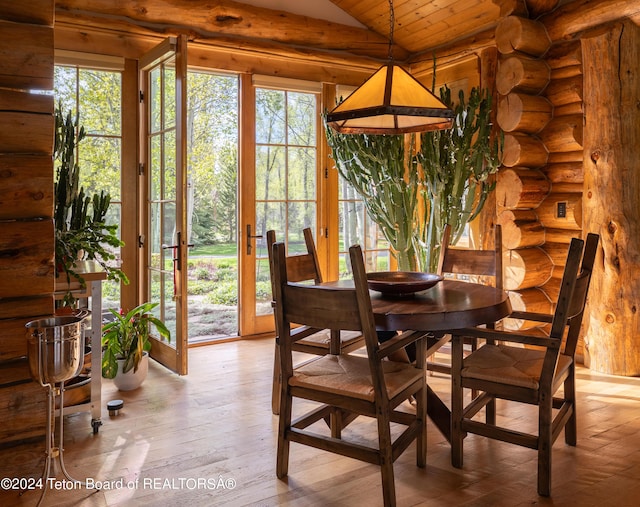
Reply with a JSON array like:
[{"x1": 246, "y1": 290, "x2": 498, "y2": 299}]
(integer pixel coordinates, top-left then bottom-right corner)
[
  {"x1": 266, "y1": 228, "x2": 322, "y2": 289},
  {"x1": 437, "y1": 223, "x2": 503, "y2": 290},
  {"x1": 551, "y1": 232, "x2": 599, "y2": 355},
  {"x1": 536, "y1": 233, "x2": 599, "y2": 391},
  {"x1": 428, "y1": 224, "x2": 504, "y2": 375}
]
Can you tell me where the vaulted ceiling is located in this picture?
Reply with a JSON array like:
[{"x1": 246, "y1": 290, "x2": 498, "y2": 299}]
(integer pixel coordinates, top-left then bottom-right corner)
[
  {"x1": 327, "y1": 0, "x2": 501, "y2": 55},
  {"x1": 239, "y1": 0, "x2": 505, "y2": 55}
]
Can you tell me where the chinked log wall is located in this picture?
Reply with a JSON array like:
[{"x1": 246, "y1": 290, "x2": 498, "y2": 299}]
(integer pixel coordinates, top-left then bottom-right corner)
[
  {"x1": 0, "y1": 0, "x2": 54, "y2": 445},
  {"x1": 494, "y1": 1, "x2": 587, "y2": 344}
]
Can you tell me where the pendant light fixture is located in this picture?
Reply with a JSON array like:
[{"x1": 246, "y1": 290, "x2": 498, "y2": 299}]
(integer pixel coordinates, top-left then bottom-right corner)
[{"x1": 326, "y1": 0, "x2": 454, "y2": 135}]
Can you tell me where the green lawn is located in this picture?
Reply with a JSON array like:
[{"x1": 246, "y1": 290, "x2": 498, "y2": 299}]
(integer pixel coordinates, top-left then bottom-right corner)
[{"x1": 191, "y1": 243, "x2": 237, "y2": 256}]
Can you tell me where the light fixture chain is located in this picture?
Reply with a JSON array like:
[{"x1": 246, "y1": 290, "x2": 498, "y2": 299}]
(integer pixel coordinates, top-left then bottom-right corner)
[{"x1": 388, "y1": 0, "x2": 395, "y2": 61}]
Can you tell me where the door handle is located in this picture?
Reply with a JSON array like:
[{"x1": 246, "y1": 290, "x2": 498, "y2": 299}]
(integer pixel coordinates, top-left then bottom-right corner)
[
  {"x1": 246, "y1": 224, "x2": 263, "y2": 255},
  {"x1": 162, "y1": 233, "x2": 194, "y2": 298},
  {"x1": 162, "y1": 232, "x2": 195, "y2": 271}
]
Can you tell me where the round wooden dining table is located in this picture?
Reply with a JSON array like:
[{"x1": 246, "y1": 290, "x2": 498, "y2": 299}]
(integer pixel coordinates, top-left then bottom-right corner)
[
  {"x1": 369, "y1": 278, "x2": 511, "y2": 333},
  {"x1": 325, "y1": 277, "x2": 511, "y2": 442},
  {"x1": 368, "y1": 278, "x2": 512, "y2": 442}
]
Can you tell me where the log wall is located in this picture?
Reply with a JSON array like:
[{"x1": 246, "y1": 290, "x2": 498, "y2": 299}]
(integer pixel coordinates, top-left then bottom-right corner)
[
  {"x1": 0, "y1": 0, "x2": 54, "y2": 445},
  {"x1": 494, "y1": 8, "x2": 586, "y2": 351}
]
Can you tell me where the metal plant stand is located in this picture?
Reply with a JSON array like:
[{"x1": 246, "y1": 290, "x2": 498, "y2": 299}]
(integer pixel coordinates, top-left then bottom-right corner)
[{"x1": 25, "y1": 312, "x2": 92, "y2": 507}]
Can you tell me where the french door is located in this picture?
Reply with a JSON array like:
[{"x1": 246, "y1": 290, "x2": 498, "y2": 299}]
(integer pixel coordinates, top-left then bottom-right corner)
[
  {"x1": 140, "y1": 36, "x2": 189, "y2": 374},
  {"x1": 239, "y1": 77, "x2": 321, "y2": 336}
]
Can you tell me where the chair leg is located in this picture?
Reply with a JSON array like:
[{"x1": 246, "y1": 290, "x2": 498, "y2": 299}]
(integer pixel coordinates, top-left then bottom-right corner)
[
  {"x1": 538, "y1": 391, "x2": 553, "y2": 496},
  {"x1": 451, "y1": 336, "x2": 464, "y2": 468},
  {"x1": 330, "y1": 407, "x2": 343, "y2": 439},
  {"x1": 416, "y1": 384, "x2": 427, "y2": 468},
  {"x1": 276, "y1": 379, "x2": 292, "y2": 479},
  {"x1": 486, "y1": 398, "x2": 496, "y2": 426},
  {"x1": 470, "y1": 337, "x2": 479, "y2": 400},
  {"x1": 272, "y1": 343, "x2": 281, "y2": 415},
  {"x1": 564, "y1": 365, "x2": 577, "y2": 446},
  {"x1": 376, "y1": 405, "x2": 396, "y2": 507}
]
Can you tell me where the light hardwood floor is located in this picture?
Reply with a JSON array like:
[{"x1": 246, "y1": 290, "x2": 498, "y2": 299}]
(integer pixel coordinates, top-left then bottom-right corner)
[{"x1": 2, "y1": 337, "x2": 640, "y2": 506}]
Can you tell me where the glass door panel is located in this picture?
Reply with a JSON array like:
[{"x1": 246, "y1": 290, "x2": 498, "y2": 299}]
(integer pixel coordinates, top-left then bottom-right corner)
[
  {"x1": 184, "y1": 70, "x2": 239, "y2": 342},
  {"x1": 240, "y1": 84, "x2": 319, "y2": 335},
  {"x1": 141, "y1": 36, "x2": 188, "y2": 375}
]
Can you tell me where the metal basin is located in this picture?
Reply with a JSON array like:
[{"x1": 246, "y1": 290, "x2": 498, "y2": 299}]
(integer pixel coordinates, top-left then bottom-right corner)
[{"x1": 25, "y1": 313, "x2": 88, "y2": 384}]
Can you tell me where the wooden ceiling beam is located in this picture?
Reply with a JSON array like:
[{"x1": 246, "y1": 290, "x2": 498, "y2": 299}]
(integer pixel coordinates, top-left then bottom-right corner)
[
  {"x1": 54, "y1": 20, "x2": 379, "y2": 86},
  {"x1": 54, "y1": 0, "x2": 410, "y2": 61},
  {"x1": 541, "y1": 0, "x2": 640, "y2": 41}
]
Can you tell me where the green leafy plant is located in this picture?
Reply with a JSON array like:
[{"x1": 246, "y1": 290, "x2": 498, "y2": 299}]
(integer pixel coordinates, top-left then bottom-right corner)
[
  {"x1": 101, "y1": 302, "x2": 171, "y2": 379},
  {"x1": 54, "y1": 104, "x2": 128, "y2": 305}
]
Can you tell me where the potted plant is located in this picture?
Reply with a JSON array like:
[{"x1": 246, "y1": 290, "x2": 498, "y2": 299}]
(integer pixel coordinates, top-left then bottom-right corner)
[
  {"x1": 101, "y1": 302, "x2": 171, "y2": 390},
  {"x1": 54, "y1": 104, "x2": 128, "y2": 307},
  {"x1": 325, "y1": 84, "x2": 502, "y2": 273}
]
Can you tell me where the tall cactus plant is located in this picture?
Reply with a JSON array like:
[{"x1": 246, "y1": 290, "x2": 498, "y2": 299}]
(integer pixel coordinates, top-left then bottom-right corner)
[
  {"x1": 54, "y1": 104, "x2": 128, "y2": 304},
  {"x1": 324, "y1": 131, "x2": 420, "y2": 271},
  {"x1": 325, "y1": 85, "x2": 501, "y2": 273},
  {"x1": 417, "y1": 86, "x2": 502, "y2": 272}
]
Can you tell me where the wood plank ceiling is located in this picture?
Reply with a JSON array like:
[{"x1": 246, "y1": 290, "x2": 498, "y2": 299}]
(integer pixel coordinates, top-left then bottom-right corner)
[{"x1": 330, "y1": 0, "x2": 501, "y2": 55}]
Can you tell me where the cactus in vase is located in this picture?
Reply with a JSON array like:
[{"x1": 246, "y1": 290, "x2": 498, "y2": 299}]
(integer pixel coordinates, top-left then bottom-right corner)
[{"x1": 325, "y1": 84, "x2": 501, "y2": 273}]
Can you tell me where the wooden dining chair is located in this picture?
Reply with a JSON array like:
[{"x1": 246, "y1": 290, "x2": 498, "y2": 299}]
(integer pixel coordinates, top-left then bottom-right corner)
[
  {"x1": 267, "y1": 228, "x2": 364, "y2": 414},
  {"x1": 450, "y1": 233, "x2": 599, "y2": 496},
  {"x1": 426, "y1": 223, "x2": 503, "y2": 375},
  {"x1": 272, "y1": 242, "x2": 428, "y2": 507}
]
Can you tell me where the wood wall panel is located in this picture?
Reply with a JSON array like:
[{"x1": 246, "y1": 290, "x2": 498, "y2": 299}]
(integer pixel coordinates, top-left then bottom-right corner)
[
  {"x1": 582, "y1": 21, "x2": 640, "y2": 375},
  {"x1": 0, "y1": 155, "x2": 53, "y2": 220},
  {"x1": 0, "y1": 318, "x2": 35, "y2": 360},
  {"x1": 0, "y1": 296, "x2": 51, "y2": 321},
  {"x1": 537, "y1": 192, "x2": 582, "y2": 230},
  {"x1": 0, "y1": 0, "x2": 53, "y2": 25},
  {"x1": 0, "y1": 0, "x2": 53, "y2": 446},
  {"x1": 503, "y1": 246, "x2": 554, "y2": 290},
  {"x1": 0, "y1": 112, "x2": 53, "y2": 154},
  {"x1": 495, "y1": 16, "x2": 551, "y2": 56},
  {"x1": 503, "y1": 287, "x2": 553, "y2": 330},
  {"x1": 0, "y1": 377, "x2": 47, "y2": 443},
  {"x1": 0, "y1": 220, "x2": 54, "y2": 299},
  {"x1": 0, "y1": 88, "x2": 53, "y2": 115},
  {"x1": 501, "y1": 132, "x2": 548, "y2": 168},
  {"x1": 496, "y1": 167, "x2": 550, "y2": 209},
  {"x1": 0, "y1": 21, "x2": 53, "y2": 90},
  {"x1": 539, "y1": 114, "x2": 583, "y2": 152},
  {"x1": 497, "y1": 209, "x2": 545, "y2": 249}
]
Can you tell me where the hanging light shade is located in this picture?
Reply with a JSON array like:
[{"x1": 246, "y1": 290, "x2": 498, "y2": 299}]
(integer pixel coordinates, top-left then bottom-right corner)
[
  {"x1": 325, "y1": 63, "x2": 454, "y2": 134},
  {"x1": 325, "y1": 0, "x2": 453, "y2": 135}
]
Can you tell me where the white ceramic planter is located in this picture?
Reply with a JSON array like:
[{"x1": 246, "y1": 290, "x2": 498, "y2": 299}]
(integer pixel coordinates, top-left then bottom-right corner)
[{"x1": 113, "y1": 352, "x2": 149, "y2": 391}]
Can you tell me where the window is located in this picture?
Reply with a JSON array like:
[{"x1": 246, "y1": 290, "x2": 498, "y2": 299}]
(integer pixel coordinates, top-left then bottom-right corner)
[
  {"x1": 254, "y1": 86, "x2": 319, "y2": 315},
  {"x1": 54, "y1": 63, "x2": 123, "y2": 310},
  {"x1": 332, "y1": 84, "x2": 391, "y2": 276},
  {"x1": 338, "y1": 177, "x2": 390, "y2": 278}
]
